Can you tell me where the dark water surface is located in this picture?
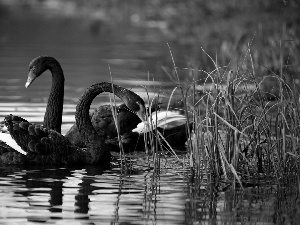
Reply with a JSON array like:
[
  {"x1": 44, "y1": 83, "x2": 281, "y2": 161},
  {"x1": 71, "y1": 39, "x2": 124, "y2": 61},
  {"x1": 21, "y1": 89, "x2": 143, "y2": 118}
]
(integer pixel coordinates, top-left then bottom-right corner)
[
  {"x1": 0, "y1": 156, "x2": 282, "y2": 225},
  {"x1": 0, "y1": 2, "x2": 298, "y2": 224},
  {"x1": 0, "y1": 158, "x2": 194, "y2": 224},
  {"x1": 0, "y1": 1, "x2": 171, "y2": 115}
]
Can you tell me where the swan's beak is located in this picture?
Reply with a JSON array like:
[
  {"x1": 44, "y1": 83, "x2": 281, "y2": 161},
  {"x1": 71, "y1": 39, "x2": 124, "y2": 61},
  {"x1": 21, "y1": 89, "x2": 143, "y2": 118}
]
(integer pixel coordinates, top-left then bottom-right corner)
[{"x1": 25, "y1": 70, "x2": 37, "y2": 88}]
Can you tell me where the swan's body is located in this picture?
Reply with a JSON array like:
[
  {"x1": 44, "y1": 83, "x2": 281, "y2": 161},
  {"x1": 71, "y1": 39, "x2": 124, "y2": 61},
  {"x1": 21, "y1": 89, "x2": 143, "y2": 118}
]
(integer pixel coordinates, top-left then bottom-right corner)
[{"x1": 0, "y1": 82, "x2": 146, "y2": 166}]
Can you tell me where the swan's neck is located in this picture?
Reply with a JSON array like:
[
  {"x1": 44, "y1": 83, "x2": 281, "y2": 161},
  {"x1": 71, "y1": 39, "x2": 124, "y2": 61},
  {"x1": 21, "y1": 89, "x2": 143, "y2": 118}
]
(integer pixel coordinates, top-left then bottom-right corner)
[
  {"x1": 43, "y1": 65, "x2": 64, "y2": 133},
  {"x1": 76, "y1": 83, "x2": 107, "y2": 142},
  {"x1": 76, "y1": 82, "x2": 136, "y2": 161},
  {"x1": 76, "y1": 83, "x2": 108, "y2": 164}
]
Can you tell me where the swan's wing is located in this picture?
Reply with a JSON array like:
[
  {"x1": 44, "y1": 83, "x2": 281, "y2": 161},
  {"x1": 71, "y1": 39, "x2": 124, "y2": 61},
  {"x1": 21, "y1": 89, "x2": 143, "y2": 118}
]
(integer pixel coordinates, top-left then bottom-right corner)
[
  {"x1": 132, "y1": 121, "x2": 148, "y2": 133},
  {"x1": 133, "y1": 111, "x2": 187, "y2": 133},
  {"x1": 3, "y1": 115, "x2": 33, "y2": 152},
  {"x1": 3, "y1": 114, "x2": 75, "y2": 155},
  {"x1": 26, "y1": 129, "x2": 85, "y2": 165},
  {"x1": 3, "y1": 114, "x2": 84, "y2": 165},
  {"x1": 0, "y1": 133, "x2": 27, "y2": 155},
  {"x1": 89, "y1": 104, "x2": 141, "y2": 137},
  {"x1": 156, "y1": 115, "x2": 187, "y2": 129}
]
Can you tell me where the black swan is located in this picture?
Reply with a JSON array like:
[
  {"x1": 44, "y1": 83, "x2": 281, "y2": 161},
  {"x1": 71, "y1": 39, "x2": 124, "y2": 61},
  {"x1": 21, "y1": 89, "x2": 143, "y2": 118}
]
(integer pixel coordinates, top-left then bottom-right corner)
[
  {"x1": 24, "y1": 55, "x2": 142, "y2": 141},
  {"x1": 0, "y1": 82, "x2": 146, "y2": 166},
  {"x1": 0, "y1": 56, "x2": 65, "y2": 156}
]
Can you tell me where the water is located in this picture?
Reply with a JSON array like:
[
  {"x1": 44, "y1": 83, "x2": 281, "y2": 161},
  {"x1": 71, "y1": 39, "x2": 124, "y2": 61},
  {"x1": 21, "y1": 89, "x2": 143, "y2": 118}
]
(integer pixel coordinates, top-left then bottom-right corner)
[
  {"x1": 0, "y1": 157, "x2": 286, "y2": 225},
  {"x1": 0, "y1": 157, "x2": 191, "y2": 224},
  {"x1": 0, "y1": 1, "x2": 299, "y2": 224},
  {"x1": 0, "y1": 1, "x2": 172, "y2": 112}
]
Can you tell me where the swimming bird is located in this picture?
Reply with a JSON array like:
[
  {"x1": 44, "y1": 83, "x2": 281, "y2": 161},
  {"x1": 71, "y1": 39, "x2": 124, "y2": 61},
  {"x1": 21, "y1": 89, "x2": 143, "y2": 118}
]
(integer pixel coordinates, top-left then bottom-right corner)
[{"x1": 0, "y1": 82, "x2": 146, "y2": 166}]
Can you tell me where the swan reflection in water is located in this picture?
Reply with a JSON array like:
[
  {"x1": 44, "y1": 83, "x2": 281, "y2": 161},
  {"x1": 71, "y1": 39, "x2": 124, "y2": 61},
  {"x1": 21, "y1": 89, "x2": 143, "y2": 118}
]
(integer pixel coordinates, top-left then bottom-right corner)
[{"x1": 0, "y1": 162, "x2": 191, "y2": 224}]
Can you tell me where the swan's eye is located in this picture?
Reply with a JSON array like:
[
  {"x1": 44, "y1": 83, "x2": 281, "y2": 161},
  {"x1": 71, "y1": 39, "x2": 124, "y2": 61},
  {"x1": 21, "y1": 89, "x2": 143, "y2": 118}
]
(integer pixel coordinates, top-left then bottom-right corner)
[{"x1": 136, "y1": 101, "x2": 143, "y2": 109}]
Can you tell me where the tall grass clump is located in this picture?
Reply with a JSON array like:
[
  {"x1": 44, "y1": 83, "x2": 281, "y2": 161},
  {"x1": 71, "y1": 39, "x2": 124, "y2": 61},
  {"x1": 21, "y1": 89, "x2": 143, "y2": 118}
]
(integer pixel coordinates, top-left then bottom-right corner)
[{"x1": 162, "y1": 40, "x2": 300, "y2": 189}]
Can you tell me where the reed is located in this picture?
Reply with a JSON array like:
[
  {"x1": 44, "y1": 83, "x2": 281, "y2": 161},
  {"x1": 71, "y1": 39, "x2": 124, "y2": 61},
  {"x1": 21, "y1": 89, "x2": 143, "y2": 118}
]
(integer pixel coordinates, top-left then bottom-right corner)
[
  {"x1": 112, "y1": 39, "x2": 300, "y2": 190},
  {"x1": 154, "y1": 41, "x2": 300, "y2": 189}
]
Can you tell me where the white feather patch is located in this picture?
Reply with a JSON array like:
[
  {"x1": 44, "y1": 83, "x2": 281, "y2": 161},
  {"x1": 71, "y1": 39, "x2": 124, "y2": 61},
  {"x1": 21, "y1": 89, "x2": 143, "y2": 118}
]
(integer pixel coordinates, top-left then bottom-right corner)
[{"x1": 0, "y1": 133, "x2": 27, "y2": 155}]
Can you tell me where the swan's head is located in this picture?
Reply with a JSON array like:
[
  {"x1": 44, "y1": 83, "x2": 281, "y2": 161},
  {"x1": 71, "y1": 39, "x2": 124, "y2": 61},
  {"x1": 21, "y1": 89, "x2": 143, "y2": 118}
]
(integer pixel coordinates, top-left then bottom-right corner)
[
  {"x1": 124, "y1": 100, "x2": 146, "y2": 122},
  {"x1": 25, "y1": 56, "x2": 61, "y2": 88},
  {"x1": 135, "y1": 101, "x2": 147, "y2": 122},
  {"x1": 121, "y1": 93, "x2": 146, "y2": 122}
]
